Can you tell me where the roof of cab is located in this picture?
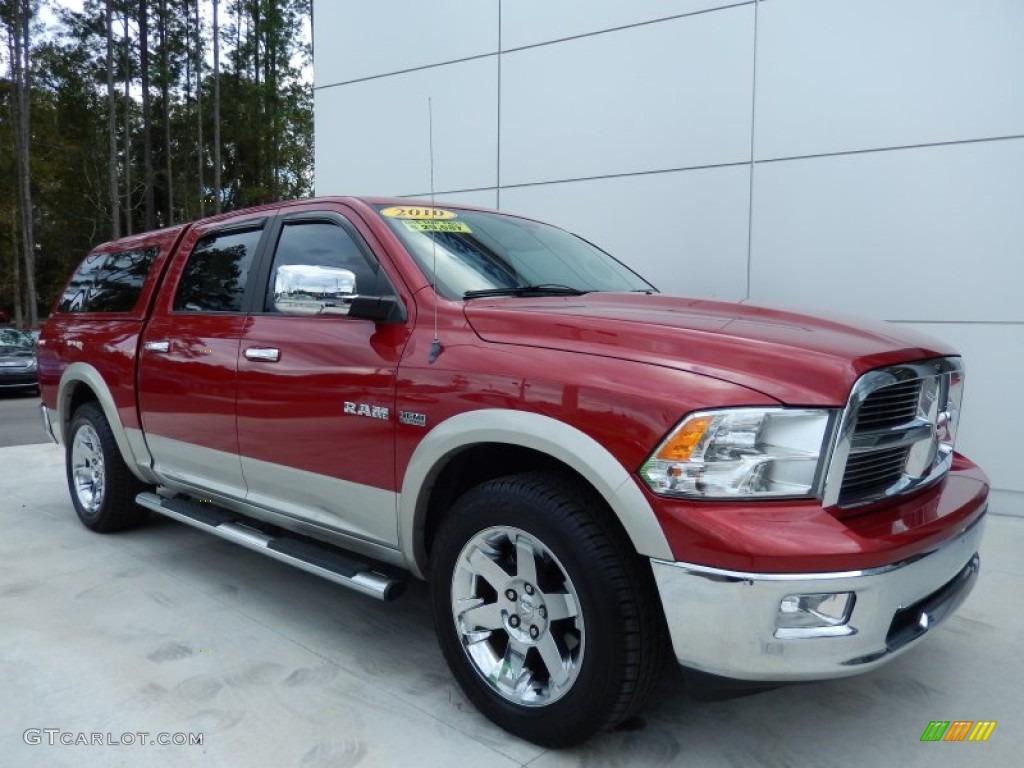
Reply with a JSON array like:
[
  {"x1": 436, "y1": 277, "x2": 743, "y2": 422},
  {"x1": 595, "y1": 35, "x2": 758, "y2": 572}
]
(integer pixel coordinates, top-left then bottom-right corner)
[{"x1": 90, "y1": 194, "x2": 516, "y2": 253}]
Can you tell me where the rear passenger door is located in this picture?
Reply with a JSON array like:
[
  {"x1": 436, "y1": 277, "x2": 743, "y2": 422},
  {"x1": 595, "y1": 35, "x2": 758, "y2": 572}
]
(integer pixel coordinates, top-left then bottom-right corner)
[
  {"x1": 138, "y1": 216, "x2": 270, "y2": 500},
  {"x1": 235, "y1": 205, "x2": 413, "y2": 546}
]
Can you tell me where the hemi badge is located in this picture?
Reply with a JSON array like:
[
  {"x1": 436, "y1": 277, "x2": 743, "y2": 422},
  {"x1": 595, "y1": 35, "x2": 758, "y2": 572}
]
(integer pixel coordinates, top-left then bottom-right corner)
[{"x1": 399, "y1": 411, "x2": 427, "y2": 427}]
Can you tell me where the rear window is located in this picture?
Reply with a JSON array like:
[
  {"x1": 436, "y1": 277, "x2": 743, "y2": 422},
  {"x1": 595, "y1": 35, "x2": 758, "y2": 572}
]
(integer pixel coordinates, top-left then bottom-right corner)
[
  {"x1": 58, "y1": 254, "x2": 105, "y2": 313},
  {"x1": 173, "y1": 227, "x2": 263, "y2": 313},
  {"x1": 58, "y1": 247, "x2": 159, "y2": 314}
]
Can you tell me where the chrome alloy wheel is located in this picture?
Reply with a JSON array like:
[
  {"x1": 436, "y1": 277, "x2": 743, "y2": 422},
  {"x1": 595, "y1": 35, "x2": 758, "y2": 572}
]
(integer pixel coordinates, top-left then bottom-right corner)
[
  {"x1": 71, "y1": 424, "x2": 105, "y2": 514},
  {"x1": 451, "y1": 526, "x2": 585, "y2": 706}
]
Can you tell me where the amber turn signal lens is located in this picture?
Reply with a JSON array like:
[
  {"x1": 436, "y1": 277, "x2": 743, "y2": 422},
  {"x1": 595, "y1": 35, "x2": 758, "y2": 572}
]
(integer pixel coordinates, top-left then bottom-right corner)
[{"x1": 654, "y1": 415, "x2": 714, "y2": 462}]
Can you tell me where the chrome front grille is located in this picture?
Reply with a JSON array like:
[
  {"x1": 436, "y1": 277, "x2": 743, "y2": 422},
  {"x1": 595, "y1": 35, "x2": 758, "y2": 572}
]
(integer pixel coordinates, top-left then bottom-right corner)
[
  {"x1": 841, "y1": 445, "x2": 912, "y2": 501},
  {"x1": 854, "y1": 379, "x2": 922, "y2": 431},
  {"x1": 822, "y1": 357, "x2": 963, "y2": 509}
]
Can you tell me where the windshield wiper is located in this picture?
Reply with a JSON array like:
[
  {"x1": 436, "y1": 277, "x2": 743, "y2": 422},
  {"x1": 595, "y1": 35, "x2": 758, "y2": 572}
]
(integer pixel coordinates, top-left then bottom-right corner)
[{"x1": 463, "y1": 284, "x2": 590, "y2": 300}]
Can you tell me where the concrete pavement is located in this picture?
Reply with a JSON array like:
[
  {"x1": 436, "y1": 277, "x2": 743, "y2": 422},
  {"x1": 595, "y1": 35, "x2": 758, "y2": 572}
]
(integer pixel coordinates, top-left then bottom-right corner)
[
  {"x1": 1, "y1": 442, "x2": 1020, "y2": 767},
  {"x1": 0, "y1": 391, "x2": 47, "y2": 448}
]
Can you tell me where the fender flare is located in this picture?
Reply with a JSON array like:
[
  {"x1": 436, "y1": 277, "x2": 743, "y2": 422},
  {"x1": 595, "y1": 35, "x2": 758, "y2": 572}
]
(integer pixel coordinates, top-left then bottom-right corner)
[
  {"x1": 398, "y1": 409, "x2": 673, "y2": 578},
  {"x1": 57, "y1": 363, "x2": 157, "y2": 484}
]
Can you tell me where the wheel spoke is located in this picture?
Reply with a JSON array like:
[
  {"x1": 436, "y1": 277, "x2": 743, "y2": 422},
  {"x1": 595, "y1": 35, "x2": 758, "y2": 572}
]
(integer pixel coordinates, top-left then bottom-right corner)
[
  {"x1": 543, "y1": 592, "x2": 579, "y2": 622},
  {"x1": 536, "y1": 634, "x2": 570, "y2": 688},
  {"x1": 77, "y1": 436, "x2": 96, "y2": 459},
  {"x1": 459, "y1": 600, "x2": 505, "y2": 632},
  {"x1": 70, "y1": 424, "x2": 107, "y2": 514},
  {"x1": 492, "y1": 638, "x2": 529, "y2": 690},
  {"x1": 449, "y1": 523, "x2": 586, "y2": 708},
  {"x1": 466, "y1": 545, "x2": 513, "y2": 591},
  {"x1": 515, "y1": 535, "x2": 538, "y2": 584}
]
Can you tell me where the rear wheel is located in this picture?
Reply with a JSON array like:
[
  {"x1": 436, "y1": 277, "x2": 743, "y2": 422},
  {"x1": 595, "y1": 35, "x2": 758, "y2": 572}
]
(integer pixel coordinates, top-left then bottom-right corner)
[
  {"x1": 66, "y1": 403, "x2": 148, "y2": 532},
  {"x1": 430, "y1": 472, "x2": 663, "y2": 747}
]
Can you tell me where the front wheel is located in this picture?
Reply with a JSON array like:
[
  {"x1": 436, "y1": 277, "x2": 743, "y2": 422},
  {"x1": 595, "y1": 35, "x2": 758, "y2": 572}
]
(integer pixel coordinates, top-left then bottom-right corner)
[
  {"x1": 430, "y1": 472, "x2": 663, "y2": 747},
  {"x1": 66, "y1": 403, "x2": 148, "y2": 532}
]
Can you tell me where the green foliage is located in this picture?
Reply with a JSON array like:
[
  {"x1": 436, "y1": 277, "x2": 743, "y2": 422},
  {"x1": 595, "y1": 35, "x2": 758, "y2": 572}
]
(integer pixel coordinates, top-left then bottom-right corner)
[{"x1": 0, "y1": 0, "x2": 313, "y2": 322}]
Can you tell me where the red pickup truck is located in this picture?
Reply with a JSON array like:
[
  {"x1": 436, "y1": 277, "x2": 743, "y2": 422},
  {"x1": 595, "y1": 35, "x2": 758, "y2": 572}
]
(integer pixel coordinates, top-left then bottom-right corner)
[{"x1": 38, "y1": 198, "x2": 988, "y2": 746}]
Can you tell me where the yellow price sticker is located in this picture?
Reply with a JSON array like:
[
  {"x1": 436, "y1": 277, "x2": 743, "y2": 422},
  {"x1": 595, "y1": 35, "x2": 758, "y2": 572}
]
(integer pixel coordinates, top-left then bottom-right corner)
[
  {"x1": 403, "y1": 220, "x2": 472, "y2": 234},
  {"x1": 381, "y1": 206, "x2": 457, "y2": 220}
]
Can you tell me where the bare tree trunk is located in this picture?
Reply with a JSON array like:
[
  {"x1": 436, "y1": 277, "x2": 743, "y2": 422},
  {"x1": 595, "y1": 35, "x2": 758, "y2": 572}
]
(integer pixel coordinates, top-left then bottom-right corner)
[
  {"x1": 195, "y1": 0, "x2": 205, "y2": 217},
  {"x1": 253, "y1": 0, "x2": 263, "y2": 197},
  {"x1": 106, "y1": 0, "x2": 120, "y2": 239},
  {"x1": 9, "y1": 209, "x2": 23, "y2": 329},
  {"x1": 123, "y1": 10, "x2": 133, "y2": 235},
  {"x1": 159, "y1": 0, "x2": 172, "y2": 224},
  {"x1": 231, "y1": 0, "x2": 242, "y2": 206},
  {"x1": 182, "y1": 0, "x2": 191, "y2": 220},
  {"x1": 212, "y1": 0, "x2": 221, "y2": 213},
  {"x1": 194, "y1": 0, "x2": 204, "y2": 218},
  {"x1": 140, "y1": 0, "x2": 155, "y2": 231},
  {"x1": 265, "y1": 1, "x2": 278, "y2": 199},
  {"x1": 15, "y1": 0, "x2": 37, "y2": 326}
]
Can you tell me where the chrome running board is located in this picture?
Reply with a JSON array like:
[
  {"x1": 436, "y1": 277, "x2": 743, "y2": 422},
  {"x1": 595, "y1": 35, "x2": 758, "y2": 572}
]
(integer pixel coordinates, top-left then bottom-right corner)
[{"x1": 136, "y1": 491, "x2": 406, "y2": 601}]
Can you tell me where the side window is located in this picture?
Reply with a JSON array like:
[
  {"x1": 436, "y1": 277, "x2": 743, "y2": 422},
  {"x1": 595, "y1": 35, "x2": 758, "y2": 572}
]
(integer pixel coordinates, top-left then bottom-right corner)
[
  {"x1": 174, "y1": 228, "x2": 262, "y2": 312},
  {"x1": 264, "y1": 221, "x2": 392, "y2": 312},
  {"x1": 88, "y1": 247, "x2": 159, "y2": 313},
  {"x1": 58, "y1": 253, "x2": 106, "y2": 313}
]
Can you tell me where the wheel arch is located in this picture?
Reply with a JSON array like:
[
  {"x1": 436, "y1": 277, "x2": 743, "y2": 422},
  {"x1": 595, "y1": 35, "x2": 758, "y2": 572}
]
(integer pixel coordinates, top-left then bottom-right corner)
[
  {"x1": 57, "y1": 363, "x2": 156, "y2": 484},
  {"x1": 399, "y1": 409, "x2": 672, "y2": 579}
]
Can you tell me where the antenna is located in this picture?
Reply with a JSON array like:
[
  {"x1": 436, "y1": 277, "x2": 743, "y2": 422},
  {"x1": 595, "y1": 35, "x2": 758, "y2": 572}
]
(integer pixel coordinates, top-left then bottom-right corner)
[{"x1": 427, "y1": 97, "x2": 443, "y2": 364}]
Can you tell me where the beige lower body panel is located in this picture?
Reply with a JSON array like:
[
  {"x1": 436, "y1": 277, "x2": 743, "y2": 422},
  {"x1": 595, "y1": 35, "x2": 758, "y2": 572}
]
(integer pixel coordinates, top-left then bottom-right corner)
[{"x1": 145, "y1": 434, "x2": 399, "y2": 549}]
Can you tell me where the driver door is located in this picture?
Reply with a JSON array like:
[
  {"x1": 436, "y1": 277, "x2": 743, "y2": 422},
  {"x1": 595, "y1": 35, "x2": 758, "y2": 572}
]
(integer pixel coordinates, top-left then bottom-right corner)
[{"x1": 235, "y1": 205, "x2": 413, "y2": 546}]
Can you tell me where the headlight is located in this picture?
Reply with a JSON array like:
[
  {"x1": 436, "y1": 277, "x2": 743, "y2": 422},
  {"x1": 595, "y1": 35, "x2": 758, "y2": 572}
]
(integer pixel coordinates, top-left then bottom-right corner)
[
  {"x1": 639, "y1": 408, "x2": 836, "y2": 499},
  {"x1": 26, "y1": 358, "x2": 37, "y2": 371}
]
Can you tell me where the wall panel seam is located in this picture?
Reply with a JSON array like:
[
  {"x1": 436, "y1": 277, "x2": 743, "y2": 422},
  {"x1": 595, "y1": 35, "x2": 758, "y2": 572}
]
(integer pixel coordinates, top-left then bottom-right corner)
[
  {"x1": 401, "y1": 187, "x2": 498, "y2": 198},
  {"x1": 501, "y1": 1, "x2": 755, "y2": 55},
  {"x1": 315, "y1": 52, "x2": 498, "y2": 91},
  {"x1": 485, "y1": 160, "x2": 752, "y2": 196},
  {"x1": 497, "y1": 0, "x2": 503, "y2": 209},
  {"x1": 889, "y1": 320, "x2": 1024, "y2": 326},
  {"x1": 755, "y1": 134, "x2": 1024, "y2": 165},
  {"x1": 745, "y1": 0, "x2": 759, "y2": 301},
  {"x1": 404, "y1": 158, "x2": 751, "y2": 197}
]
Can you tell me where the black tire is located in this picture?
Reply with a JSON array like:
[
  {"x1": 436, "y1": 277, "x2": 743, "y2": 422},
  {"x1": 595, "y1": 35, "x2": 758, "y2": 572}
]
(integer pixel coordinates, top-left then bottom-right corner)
[
  {"x1": 65, "y1": 403, "x2": 149, "y2": 532},
  {"x1": 430, "y1": 472, "x2": 664, "y2": 747}
]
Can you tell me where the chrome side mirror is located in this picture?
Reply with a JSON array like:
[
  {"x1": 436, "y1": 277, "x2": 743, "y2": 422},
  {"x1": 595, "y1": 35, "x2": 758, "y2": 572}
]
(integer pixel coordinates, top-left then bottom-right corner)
[
  {"x1": 272, "y1": 264, "x2": 405, "y2": 323},
  {"x1": 273, "y1": 265, "x2": 357, "y2": 316}
]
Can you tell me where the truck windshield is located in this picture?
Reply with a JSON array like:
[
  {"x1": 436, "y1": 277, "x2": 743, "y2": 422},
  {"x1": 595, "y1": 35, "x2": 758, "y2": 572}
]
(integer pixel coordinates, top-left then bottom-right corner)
[{"x1": 374, "y1": 205, "x2": 655, "y2": 300}]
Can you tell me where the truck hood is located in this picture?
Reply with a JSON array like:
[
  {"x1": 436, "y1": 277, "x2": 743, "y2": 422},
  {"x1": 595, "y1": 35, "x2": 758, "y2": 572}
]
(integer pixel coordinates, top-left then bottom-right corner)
[{"x1": 464, "y1": 294, "x2": 956, "y2": 405}]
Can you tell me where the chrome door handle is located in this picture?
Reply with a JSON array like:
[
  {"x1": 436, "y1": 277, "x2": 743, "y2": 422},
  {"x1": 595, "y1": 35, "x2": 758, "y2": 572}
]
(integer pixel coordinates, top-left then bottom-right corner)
[
  {"x1": 244, "y1": 347, "x2": 281, "y2": 362},
  {"x1": 144, "y1": 341, "x2": 170, "y2": 353}
]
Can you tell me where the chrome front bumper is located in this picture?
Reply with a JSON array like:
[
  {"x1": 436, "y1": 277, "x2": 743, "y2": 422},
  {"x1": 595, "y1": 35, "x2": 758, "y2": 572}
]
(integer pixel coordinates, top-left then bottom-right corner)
[{"x1": 651, "y1": 514, "x2": 984, "y2": 682}]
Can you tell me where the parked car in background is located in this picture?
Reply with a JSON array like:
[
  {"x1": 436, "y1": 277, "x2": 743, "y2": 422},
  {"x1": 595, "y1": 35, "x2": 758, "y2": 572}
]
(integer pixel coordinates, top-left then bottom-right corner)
[{"x1": 0, "y1": 328, "x2": 38, "y2": 394}]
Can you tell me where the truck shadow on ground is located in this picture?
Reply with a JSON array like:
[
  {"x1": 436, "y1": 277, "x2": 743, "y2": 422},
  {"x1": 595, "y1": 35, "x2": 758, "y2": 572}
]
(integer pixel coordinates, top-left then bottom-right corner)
[{"x1": 120, "y1": 513, "x2": 989, "y2": 768}]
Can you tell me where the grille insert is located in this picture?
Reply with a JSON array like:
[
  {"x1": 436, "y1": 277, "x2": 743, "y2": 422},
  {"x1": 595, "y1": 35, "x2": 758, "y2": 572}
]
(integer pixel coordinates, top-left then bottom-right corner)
[
  {"x1": 854, "y1": 380, "x2": 922, "y2": 432},
  {"x1": 840, "y1": 446, "x2": 912, "y2": 503}
]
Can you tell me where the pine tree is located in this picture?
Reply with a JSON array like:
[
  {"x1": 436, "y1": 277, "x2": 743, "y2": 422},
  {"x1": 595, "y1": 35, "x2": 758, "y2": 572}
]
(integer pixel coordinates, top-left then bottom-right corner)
[{"x1": 0, "y1": 0, "x2": 314, "y2": 319}]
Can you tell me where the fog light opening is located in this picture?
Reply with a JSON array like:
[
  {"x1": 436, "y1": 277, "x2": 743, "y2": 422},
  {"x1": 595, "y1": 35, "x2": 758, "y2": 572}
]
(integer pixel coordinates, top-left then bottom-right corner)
[{"x1": 777, "y1": 592, "x2": 855, "y2": 630}]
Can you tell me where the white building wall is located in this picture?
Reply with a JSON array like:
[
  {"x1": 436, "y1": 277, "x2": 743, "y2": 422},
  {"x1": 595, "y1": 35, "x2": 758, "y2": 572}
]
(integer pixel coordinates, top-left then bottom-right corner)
[{"x1": 314, "y1": 0, "x2": 1024, "y2": 503}]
